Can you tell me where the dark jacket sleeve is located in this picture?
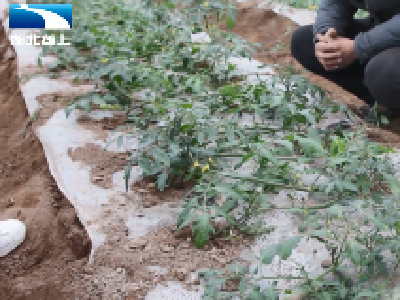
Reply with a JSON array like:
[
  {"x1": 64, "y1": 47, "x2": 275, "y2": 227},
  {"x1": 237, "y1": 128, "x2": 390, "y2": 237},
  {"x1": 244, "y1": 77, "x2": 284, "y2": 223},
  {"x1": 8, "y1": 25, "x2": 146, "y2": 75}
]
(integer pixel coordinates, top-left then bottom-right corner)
[
  {"x1": 313, "y1": 0, "x2": 357, "y2": 38},
  {"x1": 355, "y1": 14, "x2": 400, "y2": 64}
]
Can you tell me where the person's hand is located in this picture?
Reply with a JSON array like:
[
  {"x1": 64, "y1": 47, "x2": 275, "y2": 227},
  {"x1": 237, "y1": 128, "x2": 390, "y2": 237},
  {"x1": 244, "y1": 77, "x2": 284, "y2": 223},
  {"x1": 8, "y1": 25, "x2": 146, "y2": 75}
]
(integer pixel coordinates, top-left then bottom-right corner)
[
  {"x1": 315, "y1": 28, "x2": 341, "y2": 70},
  {"x1": 315, "y1": 28, "x2": 357, "y2": 71}
]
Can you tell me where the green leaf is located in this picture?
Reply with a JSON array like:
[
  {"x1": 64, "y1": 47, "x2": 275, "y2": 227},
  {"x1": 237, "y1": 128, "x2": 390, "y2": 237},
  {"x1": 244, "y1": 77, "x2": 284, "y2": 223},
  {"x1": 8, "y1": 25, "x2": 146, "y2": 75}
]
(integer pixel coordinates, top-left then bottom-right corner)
[
  {"x1": 354, "y1": 290, "x2": 379, "y2": 299},
  {"x1": 390, "y1": 179, "x2": 400, "y2": 197},
  {"x1": 157, "y1": 172, "x2": 168, "y2": 191},
  {"x1": 270, "y1": 94, "x2": 282, "y2": 107},
  {"x1": 310, "y1": 229, "x2": 329, "y2": 239},
  {"x1": 226, "y1": 126, "x2": 234, "y2": 142},
  {"x1": 299, "y1": 109, "x2": 315, "y2": 124},
  {"x1": 80, "y1": 99, "x2": 92, "y2": 112},
  {"x1": 341, "y1": 180, "x2": 358, "y2": 192},
  {"x1": 381, "y1": 115, "x2": 389, "y2": 125},
  {"x1": 198, "y1": 131, "x2": 205, "y2": 144},
  {"x1": 277, "y1": 236, "x2": 301, "y2": 260},
  {"x1": 228, "y1": 264, "x2": 248, "y2": 275},
  {"x1": 255, "y1": 143, "x2": 278, "y2": 164},
  {"x1": 177, "y1": 201, "x2": 194, "y2": 229},
  {"x1": 65, "y1": 104, "x2": 75, "y2": 118},
  {"x1": 234, "y1": 153, "x2": 254, "y2": 170},
  {"x1": 375, "y1": 255, "x2": 388, "y2": 275},
  {"x1": 329, "y1": 157, "x2": 347, "y2": 165},
  {"x1": 274, "y1": 139, "x2": 293, "y2": 153},
  {"x1": 116, "y1": 135, "x2": 123, "y2": 148},
  {"x1": 347, "y1": 242, "x2": 362, "y2": 266},
  {"x1": 193, "y1": 78, "x2": 202, "y2": 93},
  {"x1": 326, "y1": 205, "x2": 344, "y2": 217},
  {"x1": 262, "y1": 287, "x2": 279, "y2": 299},
  {"x1": 226, "y1": 18, "x2": 235, "y2": 30},
  {"x1": 192, "y1": 213, "x2": 215, "y2": 248},
  {"x1": 260, "y1": 244, "x2": 278, "y2": 264},
  {"x1": 295, "y1": 136, "x2": 324, "y2": 156},
  {"x1": 181, "y1": 103, "x2": 192, "y2": 109},
  {"x1": 212, "y1": 184, "x2": 239, "y2": 198},
  {"x1": 164, "y1": 2, "x2": 175, "y2": 8}
]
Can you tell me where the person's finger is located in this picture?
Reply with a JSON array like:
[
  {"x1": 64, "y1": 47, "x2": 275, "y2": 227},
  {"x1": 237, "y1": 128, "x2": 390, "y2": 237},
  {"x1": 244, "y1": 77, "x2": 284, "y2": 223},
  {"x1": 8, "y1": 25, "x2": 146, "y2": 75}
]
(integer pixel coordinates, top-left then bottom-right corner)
[
  {"x1": 316, "y1": 34, "x2": 330, "y2": 43},
  {"x1": 326, "y1": 28, "x2": 338, "y2": 39},
  {"x1": 317, "y1": 56, "x2": 342, "y2": 70},
  {"x1": 323, "y1": 59, "x2": 343, "y2": 70},
  {"x1": 318, "y1": 51, "x2": 342, "y2": 61},
  {"x1": 315, "y1": 41, "x2": 340, "y2": 53}
]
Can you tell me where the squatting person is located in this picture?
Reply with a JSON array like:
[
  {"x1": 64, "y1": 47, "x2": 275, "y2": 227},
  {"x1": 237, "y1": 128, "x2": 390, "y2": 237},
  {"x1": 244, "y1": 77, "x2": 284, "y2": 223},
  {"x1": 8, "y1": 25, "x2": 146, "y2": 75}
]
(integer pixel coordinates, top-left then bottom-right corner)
[{"x1": 290, "y1": 0, "x2": 400, "y2": 119}]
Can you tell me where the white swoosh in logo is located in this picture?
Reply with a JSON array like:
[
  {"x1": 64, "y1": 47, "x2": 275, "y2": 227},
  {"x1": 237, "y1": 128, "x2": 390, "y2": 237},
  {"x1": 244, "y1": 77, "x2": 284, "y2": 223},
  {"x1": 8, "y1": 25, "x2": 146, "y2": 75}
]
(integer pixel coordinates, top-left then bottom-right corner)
[{"x1": 16, "y1": 4, "x2": 70, "y2": 29}]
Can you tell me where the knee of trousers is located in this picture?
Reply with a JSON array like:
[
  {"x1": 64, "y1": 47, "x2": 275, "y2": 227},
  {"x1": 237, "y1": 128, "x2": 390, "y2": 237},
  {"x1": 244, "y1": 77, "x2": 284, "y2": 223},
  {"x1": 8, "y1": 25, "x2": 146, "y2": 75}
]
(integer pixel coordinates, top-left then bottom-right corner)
[
  {"x1": 290, "y1": 25, "x2": 314, "y2": 62},
  {"x1": 364, "y1": 49, "x2": 400, "y2": 107}
]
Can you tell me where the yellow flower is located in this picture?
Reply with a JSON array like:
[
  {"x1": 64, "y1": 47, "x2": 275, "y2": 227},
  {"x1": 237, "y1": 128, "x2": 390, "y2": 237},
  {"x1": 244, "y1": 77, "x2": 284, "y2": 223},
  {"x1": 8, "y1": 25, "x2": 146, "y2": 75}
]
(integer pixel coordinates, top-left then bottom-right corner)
[
  {"x1": 102, "y1": 57, "x2": 108, "y2": 63},
  {"x1": 202, "y1": 164, "x2": 210, "y2": 172},
  {"x1": 309, "y1": 5, "x2": 317, "y2": 10},
  {"x1": 203, "y1": 2, "x2": 209, "y2": 7},
  {"x1": 193, "y1": 161, "x2": 200, "y2": 167},
  {"x1": 208, "y1": 157, "x2": 213, "y2": 163}
]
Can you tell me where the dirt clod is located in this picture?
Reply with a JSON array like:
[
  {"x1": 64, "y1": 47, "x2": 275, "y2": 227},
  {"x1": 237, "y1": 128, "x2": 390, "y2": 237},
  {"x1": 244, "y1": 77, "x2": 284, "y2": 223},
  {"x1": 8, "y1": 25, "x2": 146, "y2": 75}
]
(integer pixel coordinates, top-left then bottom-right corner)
[{"x1": 321, "y1": 259, "x2": 333, "y2": 269}]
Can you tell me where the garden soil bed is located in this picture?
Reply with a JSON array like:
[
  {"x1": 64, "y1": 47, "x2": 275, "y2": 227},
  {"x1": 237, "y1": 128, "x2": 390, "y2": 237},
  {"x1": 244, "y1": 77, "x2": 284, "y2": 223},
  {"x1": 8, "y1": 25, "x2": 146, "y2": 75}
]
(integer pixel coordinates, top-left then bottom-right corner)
[{"x1": 2, "y1": 3, "x2": 400, "y2": 300}]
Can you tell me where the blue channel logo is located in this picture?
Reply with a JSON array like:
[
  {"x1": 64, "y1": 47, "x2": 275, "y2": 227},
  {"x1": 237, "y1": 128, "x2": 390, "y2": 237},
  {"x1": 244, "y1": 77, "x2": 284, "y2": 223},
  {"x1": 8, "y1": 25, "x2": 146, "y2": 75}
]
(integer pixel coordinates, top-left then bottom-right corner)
[{"x1": 9, "y1": 4, "x2": 72, "y2": 30}]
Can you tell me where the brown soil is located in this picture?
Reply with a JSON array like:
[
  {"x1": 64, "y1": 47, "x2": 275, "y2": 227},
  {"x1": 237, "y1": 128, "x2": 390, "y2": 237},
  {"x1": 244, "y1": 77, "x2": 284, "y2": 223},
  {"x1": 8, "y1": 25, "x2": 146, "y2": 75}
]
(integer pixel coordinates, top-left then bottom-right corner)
[
  {"x1": 68, "y1": 143, "x2": 192, "y2": 208},
  {"x1": 0, "y1": 21, "x2": 92, "y2": 299},
  {"x1": 69, "y1": 143, "x2": 128, "y2": 189},
  {"x1": 92, "y1": 223, "x2": 252, "y2": 299},
  {"x1": 131, "y1": 178, "x2": 192, "y2": 208},
  {"x1": 220, "y1": 1, "x2": 400, "y2": 148}
]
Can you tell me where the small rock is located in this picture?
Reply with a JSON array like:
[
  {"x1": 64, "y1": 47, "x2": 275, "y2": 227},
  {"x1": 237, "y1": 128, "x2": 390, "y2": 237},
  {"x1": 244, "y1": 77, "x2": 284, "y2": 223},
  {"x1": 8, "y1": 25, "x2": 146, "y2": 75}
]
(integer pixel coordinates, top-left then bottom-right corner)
[
  {"x1": 127, "y1": 239, "x2": 147, "y2": 250},
  {"x1": 180, "y1": 242, "x2": 190, "y2": 248},
  {"x1": 313, "y1": 249, "x2": 317, "y2": 254},
  {"x1": 192, "y1": 278, "x2": 200, "y2": 285},
  {"x1": 110, "y1": 236, "x2": 121, "y2": 243},
  {"x1": 93, "y1": 175, "x2": 103, "y2": 182},
  {"x1": 175, "y1": 268, "x2": 188, "y2": 281},
  {"x1": 142, "y1": 201, "x2": 152, "y2": 208},
  {"x1": 6, "y1": 198, "x2": 15, "y2": 208},
  {"x1": 321, "y1": 259, "x2": 332, "y2": 268},
  {"x1": 161, "y1": 245, "x2": 174, "y2": 253},
  {"x1": 217, "y1": 257, "x2": 228, "y2": 264},
  {"x1": 148, "y1": 183, "x2": 156, "y2": 188},
  {"x1": 138, "y1": 189, "x2": 149, "y2": 194}
]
